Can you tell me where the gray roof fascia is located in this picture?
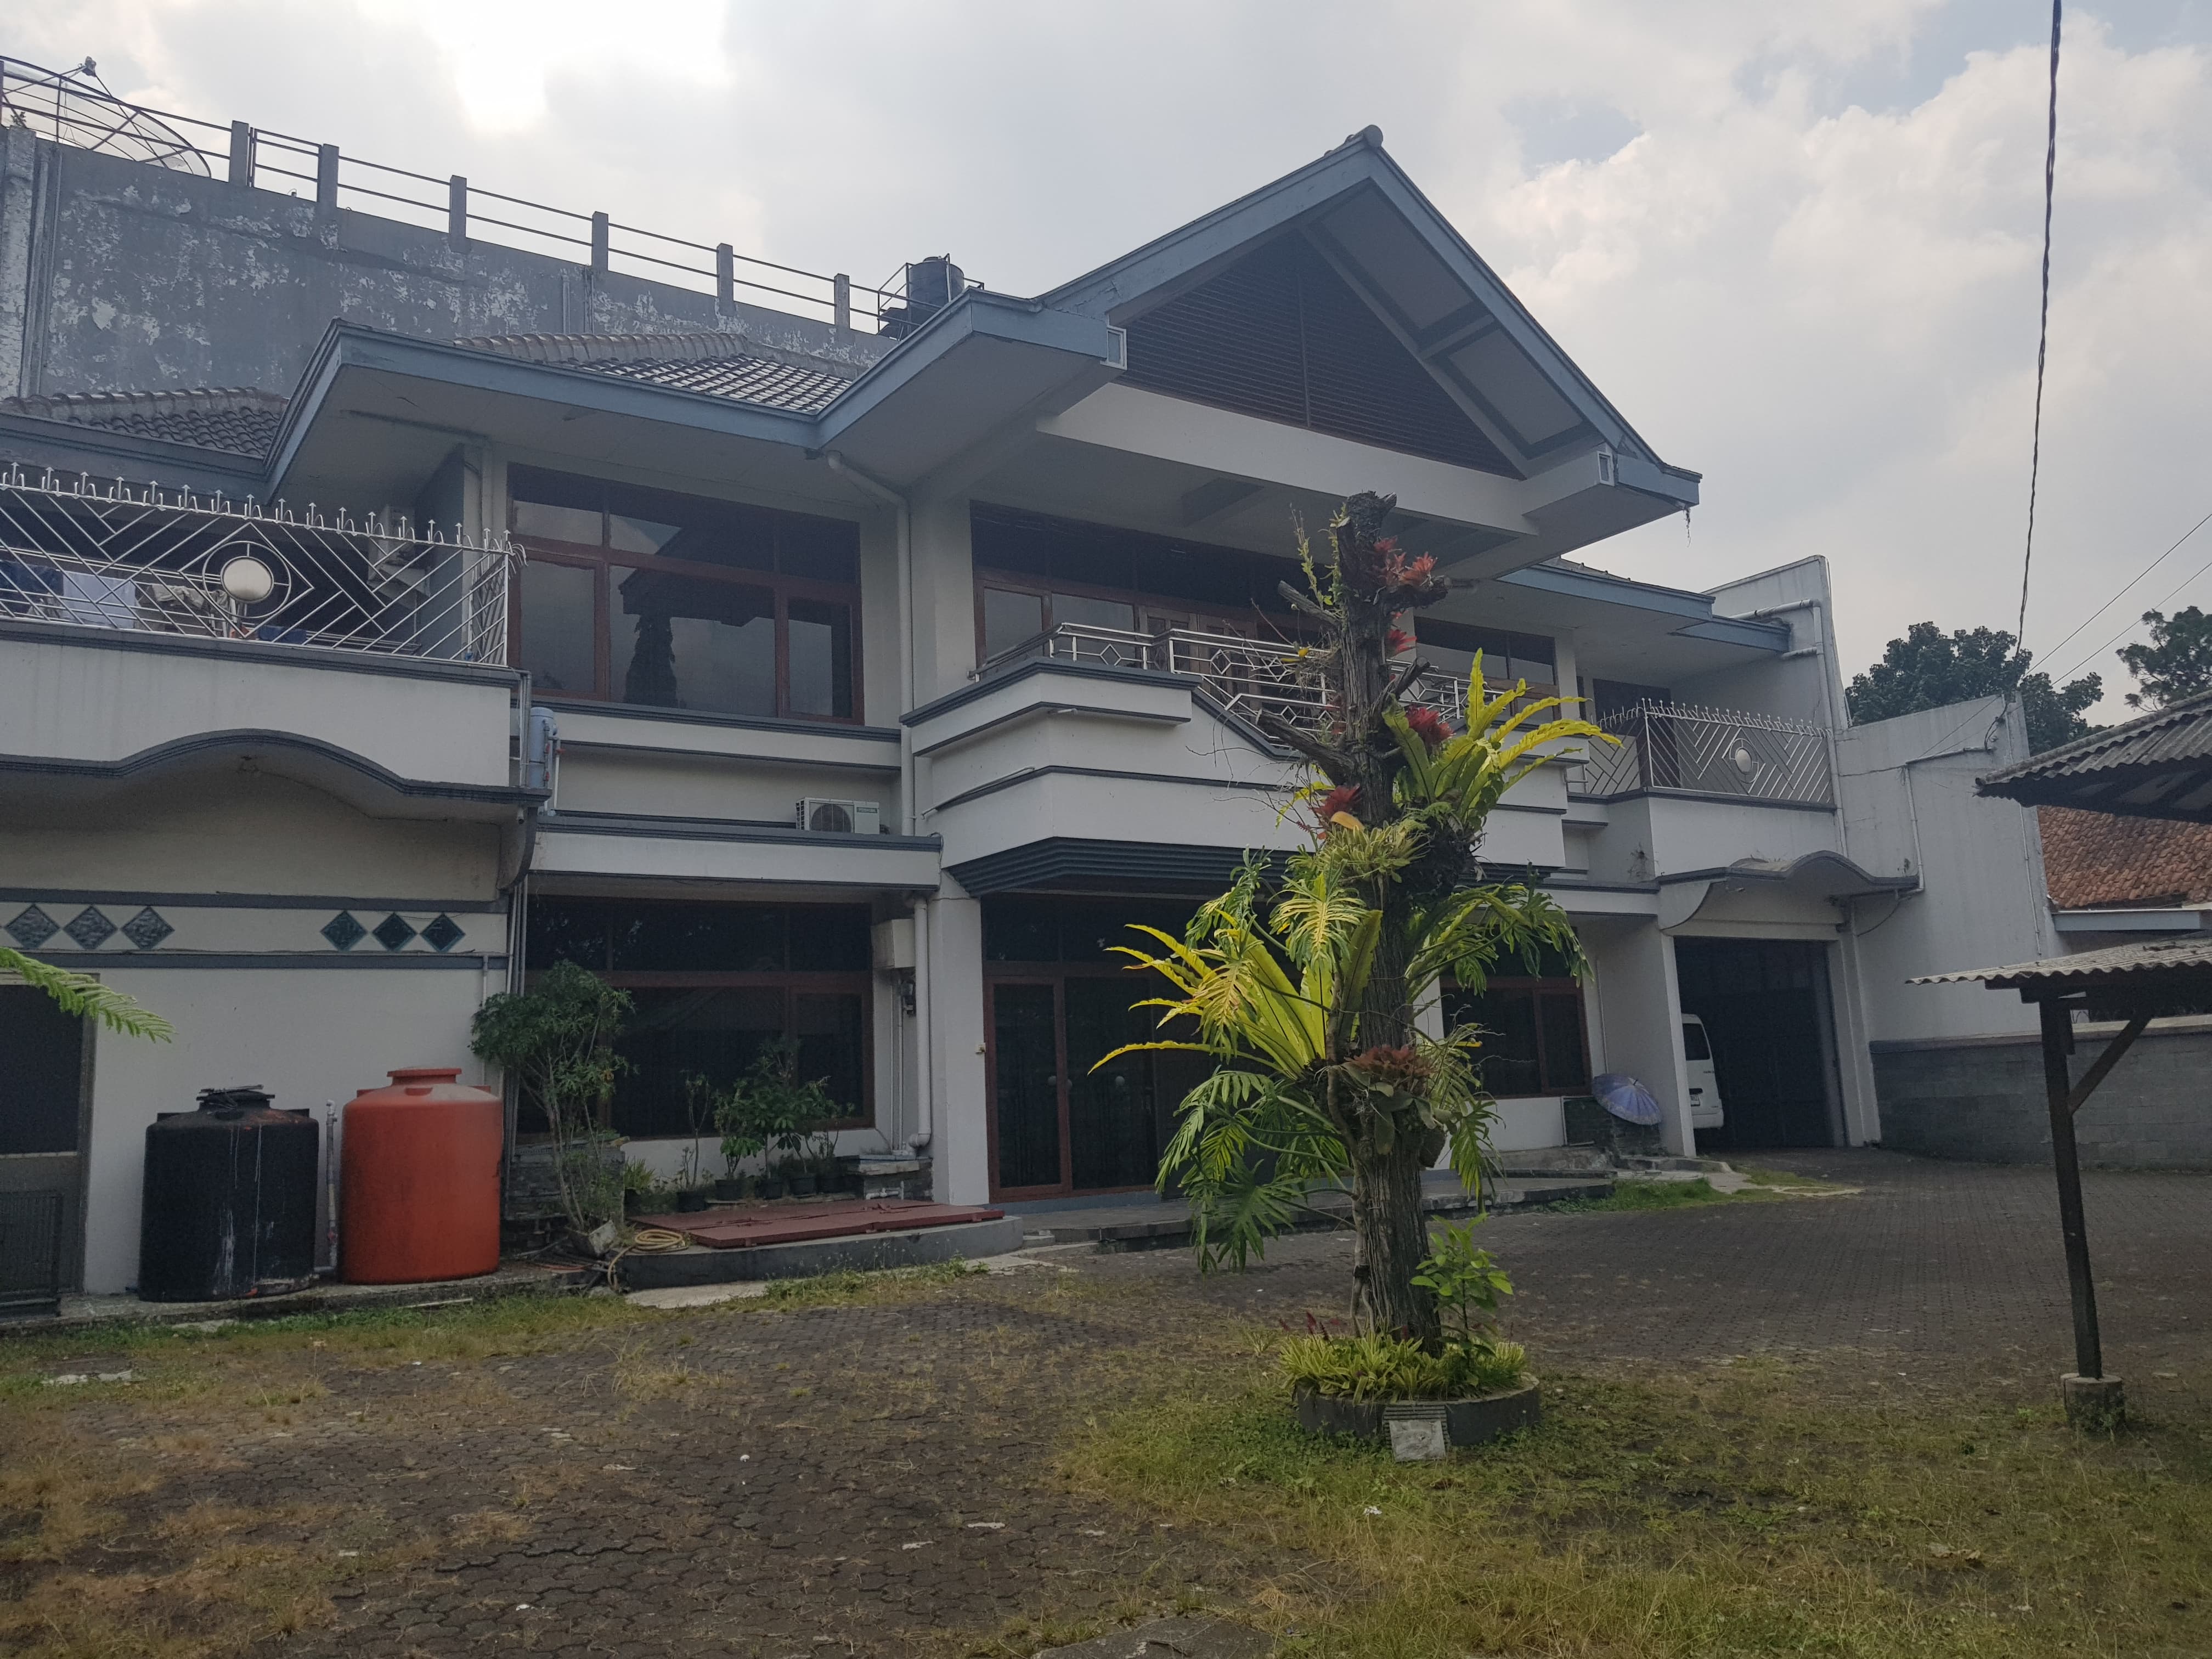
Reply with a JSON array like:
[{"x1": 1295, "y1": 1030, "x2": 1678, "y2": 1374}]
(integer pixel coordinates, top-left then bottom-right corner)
[
  {"x1": 809, "y1": 290, "x2": 1121, "y2": 450},
  {"x1": 1497, "y1": 563, "x2": 1791, "y2": 652},
  {"x1": 266, "y1": 321, "x2": 823, "y2": 494},
  {"x1": 0, "y1": 409, "x2": 265, "y2": 491},
  {"x1": 1040, "y1": 133, "x2": 1687, "y2": 474},
  {"x1": 1613, "y1": 452, "x2": 1701, "y2": 507}
]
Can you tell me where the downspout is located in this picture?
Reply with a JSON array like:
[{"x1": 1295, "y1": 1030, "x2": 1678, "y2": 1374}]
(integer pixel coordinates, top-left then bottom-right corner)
[{"x1": 821, "y1": 451, "x2": 933, "y2": 1152}]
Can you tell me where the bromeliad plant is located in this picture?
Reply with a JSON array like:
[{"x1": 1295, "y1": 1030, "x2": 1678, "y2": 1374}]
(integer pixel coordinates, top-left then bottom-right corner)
[{"x1": 1107, "y1": 492, "x2": 1609, "y2": 1347}]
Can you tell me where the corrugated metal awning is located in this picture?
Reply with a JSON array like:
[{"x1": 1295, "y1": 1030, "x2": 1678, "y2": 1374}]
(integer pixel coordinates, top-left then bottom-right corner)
[{"x1": 1978, "y1": 691, "x2": 2212, "y2": 823}]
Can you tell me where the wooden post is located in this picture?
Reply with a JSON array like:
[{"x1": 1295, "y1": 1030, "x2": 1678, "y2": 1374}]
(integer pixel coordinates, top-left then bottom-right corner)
[{"x1": 2039, "y1": 997, "x2": 2102, "y2": 1379}]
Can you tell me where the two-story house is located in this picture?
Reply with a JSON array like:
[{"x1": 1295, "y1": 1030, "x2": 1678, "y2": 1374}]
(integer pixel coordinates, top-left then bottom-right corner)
[{"x1": 0, "y1": 81, "x2": 2053, "y2": 1297}]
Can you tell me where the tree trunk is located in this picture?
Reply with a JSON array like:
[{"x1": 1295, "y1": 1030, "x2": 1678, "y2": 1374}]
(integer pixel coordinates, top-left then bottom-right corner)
[{"x1": 1351, "y1": 1137, "x2": 1440, "y2": 1341}]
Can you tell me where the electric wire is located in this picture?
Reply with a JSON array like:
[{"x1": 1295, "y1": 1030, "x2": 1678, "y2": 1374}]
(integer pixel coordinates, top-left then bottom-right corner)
[
  {"x1": 2029, "y1": 503, "x2": 2212, "y2": 668},
  {"x1": 2013, "y1": 0, "x2": 2064, "y2": 645}
]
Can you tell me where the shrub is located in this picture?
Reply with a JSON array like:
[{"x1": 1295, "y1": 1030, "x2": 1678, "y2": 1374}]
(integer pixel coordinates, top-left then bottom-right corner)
[{"x1": 1280, "y1": 1328, "x2": 1528, "y2": 1401}]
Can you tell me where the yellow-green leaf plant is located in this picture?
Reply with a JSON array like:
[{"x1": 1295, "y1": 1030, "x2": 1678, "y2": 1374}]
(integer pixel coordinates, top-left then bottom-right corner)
[{"x1": 1104, "y1": 492, "x2": 1609, "y2": 1345}]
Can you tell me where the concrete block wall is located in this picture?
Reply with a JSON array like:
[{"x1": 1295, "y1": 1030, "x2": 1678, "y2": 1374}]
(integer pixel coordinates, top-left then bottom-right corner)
[{"x1": 1872, "y1": 1023, "x2": 2212, "y2": 1169}]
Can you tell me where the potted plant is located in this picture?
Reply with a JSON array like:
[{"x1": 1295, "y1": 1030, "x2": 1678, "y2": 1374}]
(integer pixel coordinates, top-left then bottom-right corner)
[
  {"x1": 714, "y1": 1040, "x2": 832, "y2": 1203},
  {"x1": 1280, "y1": 1219, "x2": 1540, "y2": 1451},
  {"x1": 470, "y1": 962, "x2": 632, "y2": 1247}
]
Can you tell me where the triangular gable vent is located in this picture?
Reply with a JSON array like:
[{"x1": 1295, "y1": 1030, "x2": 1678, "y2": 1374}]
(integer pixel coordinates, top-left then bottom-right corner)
[{"x1": 1121, "y1": 235, "x2": 1516, "y2": 477}]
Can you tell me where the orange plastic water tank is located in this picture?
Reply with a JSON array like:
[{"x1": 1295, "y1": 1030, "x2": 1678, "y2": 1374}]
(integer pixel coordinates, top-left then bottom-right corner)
[{"x1": 339, "y1": 1067, "x2": 503, "y2": 1284}]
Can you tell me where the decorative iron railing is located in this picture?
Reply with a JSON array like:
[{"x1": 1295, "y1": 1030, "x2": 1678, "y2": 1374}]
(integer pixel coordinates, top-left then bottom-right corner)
[
  {"x1": 988, "y1": 623, "x2": 1526, "y2": 735},
  {"x1": 1571, "y1": 701, "x2": 1833, "y2": 806},
  {"x1": 0, "y1": 467, "x2": 518, "y2": 665}
]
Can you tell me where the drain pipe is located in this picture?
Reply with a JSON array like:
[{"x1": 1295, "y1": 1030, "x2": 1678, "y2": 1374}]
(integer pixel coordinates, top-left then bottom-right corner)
[{"x1": 821, "y1": 450, "x2": 932, "y2": 1153}]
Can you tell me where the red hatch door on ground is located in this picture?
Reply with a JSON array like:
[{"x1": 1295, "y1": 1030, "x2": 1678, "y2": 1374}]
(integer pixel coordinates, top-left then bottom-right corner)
[{"x1": 633, "y1": 1198, "x2": 1005, "y2": 1250}]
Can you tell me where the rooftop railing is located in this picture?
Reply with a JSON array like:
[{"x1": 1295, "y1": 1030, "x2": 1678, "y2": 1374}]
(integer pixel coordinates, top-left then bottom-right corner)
[
  {"x1": 0, "y1": 467, "x2": 517, "y2": 666},
  {"x1": 0, "y1": 55, "x2": 924, "y2": 335},
  {"x1": 1571, "y1": 701, "x2": 1834, "y2": 807}
]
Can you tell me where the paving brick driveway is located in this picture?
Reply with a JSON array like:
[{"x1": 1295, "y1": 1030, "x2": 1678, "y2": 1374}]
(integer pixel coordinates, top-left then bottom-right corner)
[{"x1": 25, "y1": 1150, "x2": 2212, "y2": 1657}]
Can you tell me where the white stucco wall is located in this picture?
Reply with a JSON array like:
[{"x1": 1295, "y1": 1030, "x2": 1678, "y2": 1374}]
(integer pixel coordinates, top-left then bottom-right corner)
[{"x1": 78, "y1": 964, "x2": 500, "y2": 1294}]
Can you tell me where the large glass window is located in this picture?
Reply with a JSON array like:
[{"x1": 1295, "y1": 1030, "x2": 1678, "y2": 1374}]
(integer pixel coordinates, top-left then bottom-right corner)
[
  {"x1": 972, "y1": 504, "x2": 1307, "y2": 667},
  {"x1": 527, "y1": 897, "x2": 872, "y2": 1136},
  {"x1": 511, "y1": 467, "x2": 861, "y2": 722},
  {"x1": 1443, "y1": 977, "x2": 1590, "y2": 1098}
]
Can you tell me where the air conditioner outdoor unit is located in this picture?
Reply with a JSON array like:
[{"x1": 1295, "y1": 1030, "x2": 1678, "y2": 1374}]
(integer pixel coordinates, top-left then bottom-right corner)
[{"x1": 797, "y1": 797, "x2": 881, "y2": 835}]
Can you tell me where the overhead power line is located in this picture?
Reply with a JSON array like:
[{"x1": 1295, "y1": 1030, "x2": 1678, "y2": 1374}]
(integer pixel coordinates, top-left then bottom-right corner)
[{"x1": 2013, "y1": 0, "x2": 2064, "y2": 646}]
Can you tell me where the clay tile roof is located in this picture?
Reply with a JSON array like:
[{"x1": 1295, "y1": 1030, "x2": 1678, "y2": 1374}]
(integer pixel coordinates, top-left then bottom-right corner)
[
  {"x1": 452, "y1": 330, "x2": 856, "y2": 415},
  {"x1": 2038, "y1": 805, "x2": 2212, "y2": 911},
  {"x1": 1, "y1": 387, "x2": 289, "y2": 457}
]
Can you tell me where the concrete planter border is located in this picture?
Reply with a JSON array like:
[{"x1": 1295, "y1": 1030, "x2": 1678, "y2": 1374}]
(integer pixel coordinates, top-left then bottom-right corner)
[{"x1": 1294, "y1": 1379, "x2": 1542, "y2": 1448}]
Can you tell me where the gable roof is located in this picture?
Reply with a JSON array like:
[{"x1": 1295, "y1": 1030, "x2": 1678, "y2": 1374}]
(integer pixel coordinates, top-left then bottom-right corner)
[
  {"x1": 1120, "y1": 234, "x2": 1517, "y2": 474},
  {"x1": 1, "y1": 387, "x2": 288, "y2": 457},
  {"x1": 1042, "y1": 126, "x2": 1695, "y2": 494}
]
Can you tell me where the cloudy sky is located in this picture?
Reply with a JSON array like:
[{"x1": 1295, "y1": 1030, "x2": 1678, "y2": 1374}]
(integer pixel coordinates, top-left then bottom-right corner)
[{"x1": 15, "y1": 1, "x2": 2211, "y2": 708}]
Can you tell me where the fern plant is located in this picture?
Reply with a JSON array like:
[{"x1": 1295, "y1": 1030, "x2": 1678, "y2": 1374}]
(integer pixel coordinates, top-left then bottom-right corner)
[
  {"x1": 1105, "y1": 492, "x2": 1609, "y2": 1345},
  {"x1": 0, "y1": 947, "x2": 173, "y2": 1041}
]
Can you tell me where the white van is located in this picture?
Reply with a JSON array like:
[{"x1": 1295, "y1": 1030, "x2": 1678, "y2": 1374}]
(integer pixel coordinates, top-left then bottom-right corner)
[{"x1": 1682, "y1": 1014, "x2": 1725, "y2": 1130}]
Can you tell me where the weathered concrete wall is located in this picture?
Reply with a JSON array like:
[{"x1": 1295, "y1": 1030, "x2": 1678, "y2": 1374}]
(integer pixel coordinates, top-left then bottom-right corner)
[
  {"x1": 0, "y1": 129, "x2": 890, "y2": 401},
  {"x1": 1872, "y1": 1023, "x2": 2212, "y2": 1169}
]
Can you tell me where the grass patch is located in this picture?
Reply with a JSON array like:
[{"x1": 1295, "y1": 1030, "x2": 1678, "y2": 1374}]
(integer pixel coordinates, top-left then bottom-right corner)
[
  {"x1": 1064, "y1": 1357, "x2": 2212, "y2": 1657},
  {"x1": 757, "y1": 1257, "x2": 991, "y2": 1311},
  {"x1": 1545, "y1": 1175, "x2": 1763, "y2": 1213}
]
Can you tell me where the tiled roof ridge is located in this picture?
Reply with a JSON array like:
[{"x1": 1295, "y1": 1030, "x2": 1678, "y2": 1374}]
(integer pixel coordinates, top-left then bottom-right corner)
[
  {"x1": 452, "y1": 330, "x2": 862, "y2": 382},
  {"x1": 3, "y1": 386, "x2": 290, "y2": 419}
]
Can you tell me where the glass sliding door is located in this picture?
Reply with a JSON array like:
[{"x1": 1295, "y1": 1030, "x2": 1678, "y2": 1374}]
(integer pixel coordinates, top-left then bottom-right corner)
[{"x1": 989, "y1": 981, "x2": 1064, "y2": 1194}]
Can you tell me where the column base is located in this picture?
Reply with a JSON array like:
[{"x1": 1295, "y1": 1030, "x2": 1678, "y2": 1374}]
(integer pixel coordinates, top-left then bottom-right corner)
[{"x1": 2061, "y1": 1372, "x2": 2125, "y2": 1431}]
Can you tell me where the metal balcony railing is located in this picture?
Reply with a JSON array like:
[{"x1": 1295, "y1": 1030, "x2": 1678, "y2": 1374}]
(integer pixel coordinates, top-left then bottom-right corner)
[
  {"x1": 0, "y1": 467, "x2": 518, "y2": 665},
  {"x1": 1571, "y1": 700, "x2": 1834, "y2": 807},
  {"x1": 986, "y1": 622, "x2": 1536, "y2": 735}
]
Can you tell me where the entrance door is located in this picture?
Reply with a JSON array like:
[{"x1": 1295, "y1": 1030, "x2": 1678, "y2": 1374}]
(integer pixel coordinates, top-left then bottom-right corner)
[
  {"x1": 989, "y1": 980, "x2": 1065, "y2": 1196},
  {"x1": 1673, "y1": 939, "x2": 1842, "y2": 1149},
  {"x1": 986, "y1": 973, "x2": 1201, "y2": 1198},
  {"x1": 0, "y1": 986, "x2": 91, "y2": 1309}
]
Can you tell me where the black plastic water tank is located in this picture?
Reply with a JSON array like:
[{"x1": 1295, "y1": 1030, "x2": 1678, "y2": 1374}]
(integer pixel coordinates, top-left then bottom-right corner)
[{"x1": 138, "y1": 1086, "x2": 319, "y2": 1302}]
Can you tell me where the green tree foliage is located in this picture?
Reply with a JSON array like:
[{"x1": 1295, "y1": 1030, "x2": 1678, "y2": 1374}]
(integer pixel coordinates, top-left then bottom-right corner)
[
  {"x1": 471, "y1": 962, "x2": 631, "y2": 1232},
  {"x1": 1109, "y1": 493, "x2": 1601, "y2": 1346},
  {"x1": 2118, "y1": 607, "x2": 2212, "y2": 710},
  {"x1": 0, "y1": 947, "x2": 173, "y2": 1041},
  {"x1": 1846, "y1": 622, "x2": 2101, "y2": 753}
]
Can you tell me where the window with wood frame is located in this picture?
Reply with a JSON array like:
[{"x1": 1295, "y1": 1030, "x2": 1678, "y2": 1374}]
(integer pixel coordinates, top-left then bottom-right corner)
[
  {"x1": 510, "y1": 467, "x2": 861, "y2": 721},
  {"x1": 970, "y1": 504, "x2": 1308, "y2": 665},
  {"x1": 1444, "y1": 969, "x2": 1590, "y2": 1099},
  {"x1": 525, "y1": 897, "x2": 873, "y2": 1136}
]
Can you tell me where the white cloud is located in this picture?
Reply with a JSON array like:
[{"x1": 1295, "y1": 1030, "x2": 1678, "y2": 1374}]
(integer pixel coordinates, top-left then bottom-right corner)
[{"x1": 12, "y1": 0, "x2": 2211, "y2": 710}]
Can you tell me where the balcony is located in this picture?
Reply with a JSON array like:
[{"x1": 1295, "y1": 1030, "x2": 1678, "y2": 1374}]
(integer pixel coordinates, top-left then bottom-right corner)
[
  {"x1": 1572, "y1": 701, "x2": 1834, "y2": 809},
  {"x1": 0, "y1": 466, "x2": 516, "y2": 662},
  {"x1": 984, "y1": 621, "x2": 1504, "y2": 733}
]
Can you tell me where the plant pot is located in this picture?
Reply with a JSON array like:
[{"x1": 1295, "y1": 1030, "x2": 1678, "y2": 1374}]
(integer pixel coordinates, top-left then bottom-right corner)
[
  {"x1": 675, "y1": 1189, "x2": 711, "y2": 1213},
  {"x1": 713, "y1": 1177, "x2": 748, "y2": 1201},
  {"x1": 787, "y1": 1172, "x2": 817, "y2": 1198},
  {"x1": 1293, "y1": 1380, "x2": 1541, "y2": 1449},
  {"x1": 756, "y1": 1175, "x2": 785, "y2": 1200},
  {"x1": 623, "y1": 1188, "x2": 647, "y2": 1215}
]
